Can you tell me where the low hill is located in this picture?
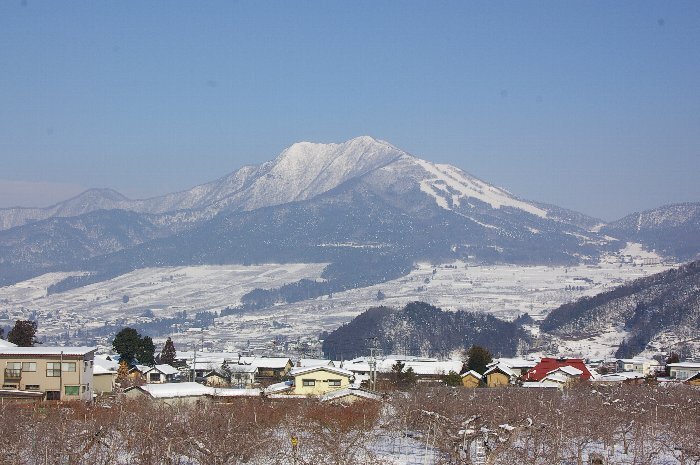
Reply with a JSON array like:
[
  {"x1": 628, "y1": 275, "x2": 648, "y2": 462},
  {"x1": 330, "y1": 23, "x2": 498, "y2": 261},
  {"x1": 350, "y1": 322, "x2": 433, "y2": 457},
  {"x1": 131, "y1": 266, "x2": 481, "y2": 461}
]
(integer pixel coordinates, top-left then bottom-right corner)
[{"x1": 321, "y1": 301, "x2": 531, "y2": 360}]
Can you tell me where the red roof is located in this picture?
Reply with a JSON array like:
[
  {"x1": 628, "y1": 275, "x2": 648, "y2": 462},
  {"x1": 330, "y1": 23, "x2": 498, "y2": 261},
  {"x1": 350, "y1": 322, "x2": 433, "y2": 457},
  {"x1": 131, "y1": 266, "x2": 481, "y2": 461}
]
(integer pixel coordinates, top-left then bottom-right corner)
[{"x1": 524, "y1": 358, "x2": 592, "y2": 381}]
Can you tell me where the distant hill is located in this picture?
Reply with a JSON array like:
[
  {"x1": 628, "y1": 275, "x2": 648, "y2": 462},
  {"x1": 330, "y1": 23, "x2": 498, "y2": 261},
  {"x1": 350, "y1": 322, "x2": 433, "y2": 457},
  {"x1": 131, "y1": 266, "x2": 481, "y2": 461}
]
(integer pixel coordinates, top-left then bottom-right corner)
[
  {"x1": 541, "y1": 261, "x2": 700, "y2": 357},
  {"x1": 602, "y1": 203, "x2": 700, "y2": 261},
  {"x1": 321, "y1": 301, "x2": 531, "y2": 360}
]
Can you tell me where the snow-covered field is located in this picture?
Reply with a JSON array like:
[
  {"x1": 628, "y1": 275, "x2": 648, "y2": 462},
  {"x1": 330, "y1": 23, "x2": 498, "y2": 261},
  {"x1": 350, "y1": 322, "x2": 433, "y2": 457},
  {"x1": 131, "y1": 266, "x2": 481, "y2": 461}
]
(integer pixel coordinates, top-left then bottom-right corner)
[
  {"x1": 0, "y1": 244, "x2": 674, "y2": 357},
  {"x1": 0, "y1": 263, "x2": 327, "y2": 339}
]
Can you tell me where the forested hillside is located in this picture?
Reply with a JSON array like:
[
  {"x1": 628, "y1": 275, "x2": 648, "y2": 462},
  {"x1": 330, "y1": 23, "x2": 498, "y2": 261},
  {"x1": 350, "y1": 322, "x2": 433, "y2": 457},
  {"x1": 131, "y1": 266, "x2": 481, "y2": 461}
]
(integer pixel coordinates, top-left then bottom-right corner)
[
  {"x1": 541, "y1": 261, "x2": 700, "y2": 357},
  {"x1": 321, "y1": 301, "x2": 530, "y2": 359}
]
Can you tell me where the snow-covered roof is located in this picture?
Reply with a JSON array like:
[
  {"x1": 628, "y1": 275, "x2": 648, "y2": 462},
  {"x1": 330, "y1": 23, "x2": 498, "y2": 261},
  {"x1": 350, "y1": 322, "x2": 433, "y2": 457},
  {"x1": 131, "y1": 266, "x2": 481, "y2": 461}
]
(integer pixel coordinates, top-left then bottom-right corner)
[
  {"x1": 319, "y1": 387, "x2": 382, "y2": 403},
  {"x1": 264, "y1": 381, "x2": 294, "y2": 394},
  {"x1": 342, "y1": 357, "x2": 461, "y2": 376},
  {"x1": 93, "y1": 356, "x2": 118, "y2": 375},
  {"x1": 667, "y1": 362, "x2": 700, "y2": 369},
  {"x1": 547, "y1": 366, "x2": 583, "y2": 377},
  {"x1": 228, "y1": 364, "x2": 257, "y2": 374},
  {"x1": 146, "y1": 364, "x2": 179, "y2": 376},
  {"x1": 522, "y1": 381, "x2": 561, "y2": 389},
  {"x1": 460, "y1": 370, "x2": 483, "y2": 380},
  {"x1": 593, "y1": 372, "x2": 645, "y2": 383},
  {"x1": 289, "y1": 365, "x2": 354, "y2": 378},
  {"x1": 130, "y1": 364, "x2": 150, "y2": 373},
  {"x1": 94, "y1": 354, "x2": 119, "y2": 371},
  {"x1": 399, "y1": 360, "x2": 462, "y2": 376},
  {"x1": 0, "y1": 346, "x2": 95, "y2": 357},
  {"x1": 191, "y1": 361, "x2": 221, "y2": 370},
  {"x1": 489, "y1": 357, "x2": 539, "y2": 369},
  {"x1": 297, "y1": 358, "x2": 334, "y2": 368},
  {"x1": 211, "y1": 388, "x2": 262, "y2": 397},
  {"x1": 484, "y1": 363, "x2": 516, "y2": 378},
  {"x1": 128, "y1": 382, "x2": 214, "y2": 399},
  {"x1": 542, "y1": 372, "x2": 569, "y2": 384},
  {"x1": 250, "y1": 357, "x2": 292, "y2": 369},
  {"x1": 0, "y1": 339, "x2": 17, "y2": 348}
]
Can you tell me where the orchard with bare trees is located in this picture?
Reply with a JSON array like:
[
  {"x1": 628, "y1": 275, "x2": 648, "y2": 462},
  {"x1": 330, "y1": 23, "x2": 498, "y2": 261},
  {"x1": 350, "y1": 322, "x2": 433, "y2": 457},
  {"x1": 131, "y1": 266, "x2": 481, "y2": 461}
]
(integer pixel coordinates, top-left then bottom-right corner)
[{"x1": 0, "y1": 384, "x2": 698, "y2": 465}]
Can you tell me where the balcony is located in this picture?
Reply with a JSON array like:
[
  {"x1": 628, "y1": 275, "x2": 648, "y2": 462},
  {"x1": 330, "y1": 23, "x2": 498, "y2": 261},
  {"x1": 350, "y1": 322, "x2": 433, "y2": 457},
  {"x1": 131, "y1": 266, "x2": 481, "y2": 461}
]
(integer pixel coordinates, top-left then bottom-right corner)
[{"x1": 4, "y1": 368, "x2": 21, "y2": 379}]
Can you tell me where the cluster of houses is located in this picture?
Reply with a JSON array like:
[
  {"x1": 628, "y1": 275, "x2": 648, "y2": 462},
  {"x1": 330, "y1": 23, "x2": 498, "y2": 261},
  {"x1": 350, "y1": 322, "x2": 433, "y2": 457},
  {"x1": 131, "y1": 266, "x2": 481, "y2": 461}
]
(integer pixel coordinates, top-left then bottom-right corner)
[{"x1": 2, "y1": 336, "x2": 700, "y2": 405}]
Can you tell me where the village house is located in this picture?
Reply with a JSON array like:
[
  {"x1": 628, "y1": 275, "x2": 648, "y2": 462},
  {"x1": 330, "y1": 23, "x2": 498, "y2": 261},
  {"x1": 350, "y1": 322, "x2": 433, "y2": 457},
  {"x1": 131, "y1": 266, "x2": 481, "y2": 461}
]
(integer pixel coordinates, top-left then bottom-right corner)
[
  {"x1": 484, "y1": 363, "x2": 516, "y2": 387},
  {"x1": 143, "y1": 364, "x2": 179, "y2": 384},
  {"x1": 342, "y1": 355, "x2": 462, "y2": 384},
  {"x1": 203, "y1": 369, "x2": 230, "y2": 387},
  {"x1": 460, "y1": 370, "x2": 482, "y2": 388},
  {"x1": 93, "y1": 355, "x2": 119, "y2": 395},
  {"x1": 685, "y1": 372, "x2": 700, "y2": 386},
  {"x1": 229, "y1": 364, "x2": 256, "y2": 388},
  {"x1": 667, "y1": 361, "x2": 700, "y2": 380},
  {"x1": 615, "y1": 358, "x2": 662, "y2": 376},
  {"x1": 0, "y1": 346, "x2": 95, "y2": 402},
  {"x1": 249, "y1": 357, "x2": 293, "y2": 381},
  {"x1": 487, "y1": 358, "x2": 539, "y2": 377},
  {"x1": 524, "y1": 358, "x2": 592, "y2": 382},
  {"x1": 540, "y1": 366, "x2": 585, "y2": 387},
  {"x1": 125, "y1": 382, "x2": 215, "y2": 406},
  {"x1": 289, "y1": 365, "x2": 355, "y2": 396}
]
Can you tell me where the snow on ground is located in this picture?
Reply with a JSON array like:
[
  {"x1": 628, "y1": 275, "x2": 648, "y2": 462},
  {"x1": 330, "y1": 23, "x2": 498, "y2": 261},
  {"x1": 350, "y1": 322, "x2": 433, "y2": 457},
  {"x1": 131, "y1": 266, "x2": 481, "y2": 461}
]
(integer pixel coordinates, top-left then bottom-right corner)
[
  {"x1": 0, "y1": 263, "x2": 326, "y2": 338},
  {"x1": 202, "y1": 259, "x2": 672, "y2": 354},
  {"x1": 0, "y1": 243, "x2": 674, "y2": 357}
]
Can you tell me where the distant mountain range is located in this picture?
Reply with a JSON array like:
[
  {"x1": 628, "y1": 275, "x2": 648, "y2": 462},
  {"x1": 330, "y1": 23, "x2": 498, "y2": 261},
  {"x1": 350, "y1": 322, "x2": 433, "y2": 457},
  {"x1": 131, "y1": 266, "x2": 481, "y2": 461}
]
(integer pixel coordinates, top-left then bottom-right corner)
[
  {"x1": 602, "y1": 203, "x2": 700, "y2": 262},
  {"x1": 1, "y1": 137, "x2": 698, "y2": 289},
  {"x1": 541, "y1": 260, "x2": 700, "y2": 357}
]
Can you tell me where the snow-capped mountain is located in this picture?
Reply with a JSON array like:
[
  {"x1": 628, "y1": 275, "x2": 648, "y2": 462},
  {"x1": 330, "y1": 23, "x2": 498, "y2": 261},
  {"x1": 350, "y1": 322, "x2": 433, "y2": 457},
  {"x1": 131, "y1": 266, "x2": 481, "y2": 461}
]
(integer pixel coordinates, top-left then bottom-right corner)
[
  {"x1": 0, "y1": 136, "x2": 570, "y2": 231},
  {"x1": 0, "y1": 136, "x2": 623, "y2": 288}
]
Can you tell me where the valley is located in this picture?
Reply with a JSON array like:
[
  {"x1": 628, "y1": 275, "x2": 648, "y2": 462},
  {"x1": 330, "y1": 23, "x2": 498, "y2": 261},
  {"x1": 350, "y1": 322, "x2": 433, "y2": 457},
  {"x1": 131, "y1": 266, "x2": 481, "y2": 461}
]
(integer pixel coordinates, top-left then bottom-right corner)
[{"x1": 0, "y1": 245, "x2": 672, "y2": 358}]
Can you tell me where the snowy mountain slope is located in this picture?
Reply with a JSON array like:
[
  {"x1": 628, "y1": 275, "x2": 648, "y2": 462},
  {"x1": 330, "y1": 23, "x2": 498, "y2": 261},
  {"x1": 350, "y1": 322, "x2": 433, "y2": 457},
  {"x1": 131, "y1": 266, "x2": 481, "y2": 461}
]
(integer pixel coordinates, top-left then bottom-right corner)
[
  {"x1": 0, "y1": 136, "x2": 573, "y2": 231},
  {"x1": 602, "y1": 203, "x2": 700, "y2": 261},
  {"x1": 0, "y1": 210, "x2": 174, "y2": 286},
  {"x1": 541, "y1": 260, "x2": 700, "y2": 357},
  {"x1": 0, "y1": 137, "x2": 626, "y2": 288}
]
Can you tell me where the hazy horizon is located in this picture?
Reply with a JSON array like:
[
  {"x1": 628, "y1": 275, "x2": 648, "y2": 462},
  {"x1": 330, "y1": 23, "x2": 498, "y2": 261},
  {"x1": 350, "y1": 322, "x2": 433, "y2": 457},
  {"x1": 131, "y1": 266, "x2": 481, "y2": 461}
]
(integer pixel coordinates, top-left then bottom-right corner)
[{"x1": 2, "y1": 2, "x2": 699, "y2": 220}]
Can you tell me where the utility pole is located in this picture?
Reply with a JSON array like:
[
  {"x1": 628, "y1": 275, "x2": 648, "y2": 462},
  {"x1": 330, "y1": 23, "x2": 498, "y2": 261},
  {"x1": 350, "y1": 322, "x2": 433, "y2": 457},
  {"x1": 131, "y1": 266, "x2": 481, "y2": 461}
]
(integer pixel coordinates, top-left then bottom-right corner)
[{"x1": 368, "y1": 337, "x2": 380, "y2": 391}]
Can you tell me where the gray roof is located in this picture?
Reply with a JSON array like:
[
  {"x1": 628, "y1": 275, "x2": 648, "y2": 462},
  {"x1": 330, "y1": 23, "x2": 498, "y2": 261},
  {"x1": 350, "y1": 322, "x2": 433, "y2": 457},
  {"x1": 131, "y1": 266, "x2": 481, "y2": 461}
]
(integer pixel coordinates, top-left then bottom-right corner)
[{"x1": 0, "y1": 346, "x2": 96, "y2": 357}]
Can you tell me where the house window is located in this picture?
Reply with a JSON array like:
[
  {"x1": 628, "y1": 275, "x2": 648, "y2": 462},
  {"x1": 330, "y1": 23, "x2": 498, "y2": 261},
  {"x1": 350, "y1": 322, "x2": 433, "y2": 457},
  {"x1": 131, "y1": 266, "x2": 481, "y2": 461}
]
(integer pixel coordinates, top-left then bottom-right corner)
[
  {"x1": 302, "y1": 379, "x2": 315, "y2": 387},
  {"x1": 2, "y1": 384, "x2": 18, "y2": 389},
  {"x1": 4, "y1": 362, "x2": 21, "y2": 378},
  {"x1": 64, "y1": 386, "x2": 80, "y2": 396},
  {"x1": 22, "y1": 362, "x2": 37, "y2": 372},
  {"x1": 149, "y1": 373, "x2": 160, "y2": 382},
  {"x1": 327, "y1": 379, "x2": 342, "y2": 387},
  {"x1": 45, "y1": 391, "x2": 60, "y2": 401},
  {"x1": 47, "y1": 363, "x2": 61, "y2": 377},
  {"x1": 84, "y1": 361, "x2": 88, "y2": 372},
  {"x1": 62, "y1": 362, "x2": 76, "y2": 372},
  {"x1": 26, "y1": 384, "x2": 40, "y2": 390}
]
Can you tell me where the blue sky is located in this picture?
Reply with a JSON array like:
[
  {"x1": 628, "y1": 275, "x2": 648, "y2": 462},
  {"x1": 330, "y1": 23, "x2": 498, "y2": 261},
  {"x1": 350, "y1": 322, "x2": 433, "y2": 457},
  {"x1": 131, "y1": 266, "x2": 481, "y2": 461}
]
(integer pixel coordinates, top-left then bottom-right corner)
[{"x1": 1, "y1": 1, "x2": 698, "y2": 220}]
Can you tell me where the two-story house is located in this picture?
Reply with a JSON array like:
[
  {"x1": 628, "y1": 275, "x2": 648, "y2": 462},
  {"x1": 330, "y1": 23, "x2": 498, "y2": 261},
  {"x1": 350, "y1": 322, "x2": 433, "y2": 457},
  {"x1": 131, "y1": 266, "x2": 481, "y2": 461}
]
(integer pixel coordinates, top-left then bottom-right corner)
[{"x1": 0, "y1": 346, "x2": 96, "y2": 402}]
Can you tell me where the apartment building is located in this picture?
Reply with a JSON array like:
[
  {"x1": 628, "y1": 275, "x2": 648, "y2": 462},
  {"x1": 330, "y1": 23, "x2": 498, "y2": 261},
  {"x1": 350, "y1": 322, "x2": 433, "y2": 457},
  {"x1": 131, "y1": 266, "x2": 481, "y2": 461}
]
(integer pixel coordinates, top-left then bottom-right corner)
[{"x1": 0, "y1": 346, "x2": 96, "y2": 402}]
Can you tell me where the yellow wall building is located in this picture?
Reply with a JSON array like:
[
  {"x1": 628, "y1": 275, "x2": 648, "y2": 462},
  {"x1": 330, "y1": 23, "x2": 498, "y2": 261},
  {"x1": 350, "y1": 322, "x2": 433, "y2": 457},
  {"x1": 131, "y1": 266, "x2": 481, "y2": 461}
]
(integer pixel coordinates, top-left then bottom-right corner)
[
  {"x1": 460, "y1": 370, "x2": 483, "y2": 388},
  {"x1": 484, "y1": 364, "x2": 515, "y2": 388},
  {"x1": 0, "y1": 347, "x2": 96, "y2": 401},
  {"x1": 289, "y1": 366, "x2": 354, "y2": 396}
]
